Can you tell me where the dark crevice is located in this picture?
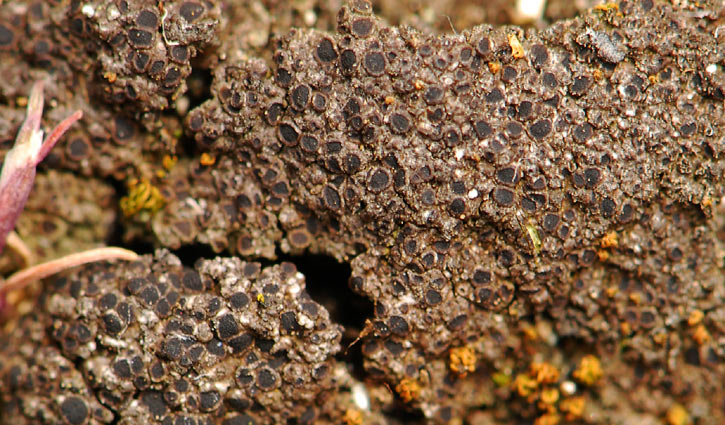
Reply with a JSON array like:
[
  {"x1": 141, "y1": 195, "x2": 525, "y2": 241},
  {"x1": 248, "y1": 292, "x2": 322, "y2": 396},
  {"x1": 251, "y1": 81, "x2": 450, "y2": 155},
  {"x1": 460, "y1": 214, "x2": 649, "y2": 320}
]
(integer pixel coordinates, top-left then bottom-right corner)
[
  {"x1": 185, "y1": 58, "x2": 214, "y2": 112},
  {"x1": 105, "y1": 229, "x2": 154, "y2": 258},
  {"x1": 384, "y1": 404, "x2": 427, "y2": 425},
  {"x1": 178, "y1": 59, "x2": 214, "y2": 158},
  {"x1": 172, "y1": 243, "x2": 219, "y2": 267},
  {"x1": 274, "y1": 251, "x2": 373, "y2": 382},
  {"x1": 104, "y1": 176, "x2": 136, "y2": 251}
]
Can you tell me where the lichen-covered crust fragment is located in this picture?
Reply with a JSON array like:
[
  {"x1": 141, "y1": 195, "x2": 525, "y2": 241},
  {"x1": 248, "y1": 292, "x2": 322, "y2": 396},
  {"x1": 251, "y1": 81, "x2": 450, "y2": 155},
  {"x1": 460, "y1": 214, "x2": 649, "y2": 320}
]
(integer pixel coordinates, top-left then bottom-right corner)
[
  {"x1": 0, "y1": 0, "x2": 219, "y2": 180},
  {"x1": 167, "y1": 0, "x2": 725, "y2": 420},
  {"x1": 0, "y1": 1, "x2": 218, "y2": 179},
  {"x1": 0, "y1": 251, "x2": 343, "y2": 424},
  {"x1": 0, "y1": 0, "x2": 219, "y2": 112},
  {"x1": 0, "y1": 313, "x2": 114, "y2": 425},
  {"x1": 0, "y1": 74, "x2": 184, "y2": 180}
]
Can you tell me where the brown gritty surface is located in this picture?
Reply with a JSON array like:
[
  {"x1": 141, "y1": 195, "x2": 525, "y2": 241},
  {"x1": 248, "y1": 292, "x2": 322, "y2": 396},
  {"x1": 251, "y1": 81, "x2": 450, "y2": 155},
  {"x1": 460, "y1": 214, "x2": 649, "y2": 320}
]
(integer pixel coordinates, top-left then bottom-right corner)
[{"x1": 0, "y1": 0, "x2": 724, "y2": 424}]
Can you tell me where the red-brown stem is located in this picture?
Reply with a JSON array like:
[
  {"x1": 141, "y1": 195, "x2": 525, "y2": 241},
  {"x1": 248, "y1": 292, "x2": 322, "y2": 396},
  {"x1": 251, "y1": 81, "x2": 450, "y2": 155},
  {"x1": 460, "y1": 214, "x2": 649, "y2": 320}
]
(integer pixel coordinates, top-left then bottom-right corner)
[{"x1": 0, "y1": 247, "x2": 139, "y2": 295}]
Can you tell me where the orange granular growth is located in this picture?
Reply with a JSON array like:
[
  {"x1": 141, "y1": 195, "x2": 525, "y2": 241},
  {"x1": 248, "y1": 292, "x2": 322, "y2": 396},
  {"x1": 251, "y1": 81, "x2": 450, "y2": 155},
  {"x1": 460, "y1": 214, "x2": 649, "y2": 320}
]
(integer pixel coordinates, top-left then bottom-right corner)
[
  {"x1": 343, "y1": 409, "x2": 363, "y2": 425},
  {"x1": 530, "y1": 362, "x2": 560, "y2": 384},
  {"x1": 600, "y1": 231, "x2": 618, "y2": 248},
  {"x1": 200, "y1": 152, "x2": 216, "y2": 166},
  {"x1": 449, "y1": 346, "x2": 477, "y2": 376},
  {"x1": 395, "y1": 378, "x2": 421, "y2": 403},
  {"x1": 573, "y1": 355, "x2": 603, "y2": 386}
]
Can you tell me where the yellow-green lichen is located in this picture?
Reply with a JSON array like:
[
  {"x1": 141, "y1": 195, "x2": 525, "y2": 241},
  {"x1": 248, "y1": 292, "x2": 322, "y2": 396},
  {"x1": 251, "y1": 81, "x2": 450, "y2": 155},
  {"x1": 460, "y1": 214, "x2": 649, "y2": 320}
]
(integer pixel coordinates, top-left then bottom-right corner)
[{"x1": 120, "y1": 178, "x2": 166, "y2": 219}]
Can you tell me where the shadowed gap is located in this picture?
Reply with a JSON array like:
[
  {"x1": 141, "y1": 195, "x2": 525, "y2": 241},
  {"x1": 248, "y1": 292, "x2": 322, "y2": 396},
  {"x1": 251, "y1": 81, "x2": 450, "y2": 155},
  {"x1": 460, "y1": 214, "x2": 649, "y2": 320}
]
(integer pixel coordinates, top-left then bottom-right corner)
[{"x1": 276, "y1": 251, "x2": 373, "y2": 382}]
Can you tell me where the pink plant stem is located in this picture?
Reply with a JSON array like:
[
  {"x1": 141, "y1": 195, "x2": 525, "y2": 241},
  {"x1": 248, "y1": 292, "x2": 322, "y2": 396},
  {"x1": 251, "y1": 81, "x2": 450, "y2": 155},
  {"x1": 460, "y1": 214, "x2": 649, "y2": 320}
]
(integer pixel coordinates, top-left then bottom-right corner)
[
  {"x1": 0, "y1": 247, "x2": 139, "y2": 295},
  {"x1": 36, "y1": 110, "x2": 84, "y2": 164},
  {"x1": 0, "y1": 81, "x2": 83, "y2": 253}
]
